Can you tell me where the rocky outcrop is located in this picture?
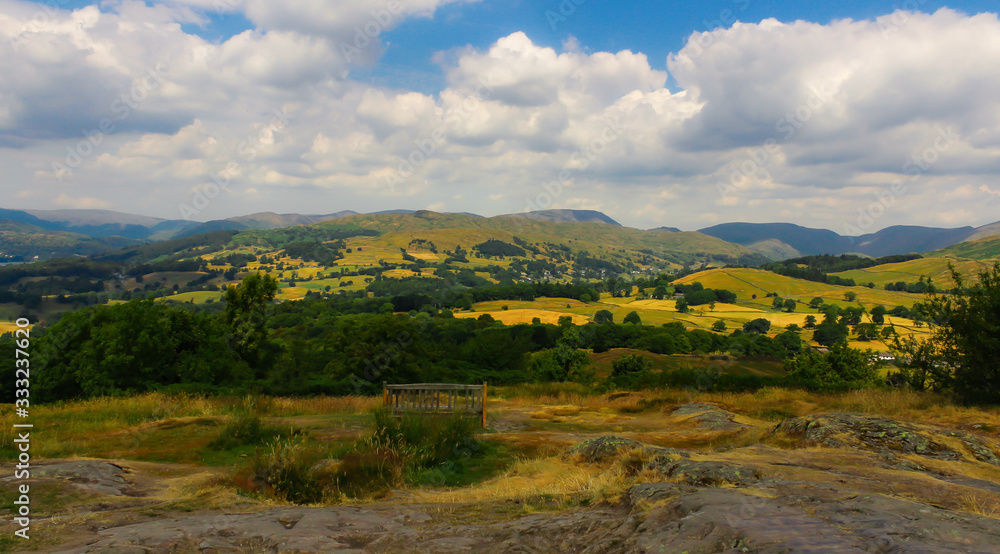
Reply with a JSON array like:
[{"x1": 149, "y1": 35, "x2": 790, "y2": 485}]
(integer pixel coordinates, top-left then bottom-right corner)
[
  {"x1": 9, "y1": 461, "x2": 133, "y2": 496},
  {"x1": 671, "y1": 402, "x2": 753, "y2": 433},
  {"x1": 773, "y1": 412, "x2": 1000, "y2": 465}
]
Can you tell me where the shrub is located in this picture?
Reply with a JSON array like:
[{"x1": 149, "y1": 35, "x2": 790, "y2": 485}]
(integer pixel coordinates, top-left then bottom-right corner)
[
  {"x1": 332, "y1": 408, "x2": 488, "y2": 497},
  {"x1": 611, "y1": 354, "x2": 653, "y2": 377},
  {"x1": 786, "y1": 342, "x2": 880, "y2": 388},
  {"x1": 247, "y1": 438, "x2": 333, "y2": 504}
]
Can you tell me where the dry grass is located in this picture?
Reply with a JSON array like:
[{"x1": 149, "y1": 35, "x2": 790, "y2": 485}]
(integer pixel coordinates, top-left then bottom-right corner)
[
  {"x1": 420, "y1": 453, "x2": 632, "y2": 506},
  {"x1": 490, "y1": 383, "x2": 1000, "y2": 432},
  {"x1": 960, "y1": 492, "x2": 1000, "y2": 519},
  {"x1": 268, "y1": 395, "x2": 379, "y2": 416}
]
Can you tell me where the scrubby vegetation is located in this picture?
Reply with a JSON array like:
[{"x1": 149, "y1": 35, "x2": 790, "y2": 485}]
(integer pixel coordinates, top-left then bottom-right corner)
[{"x1": 232, "y1": 408, "x2": 492, "y2": 503}]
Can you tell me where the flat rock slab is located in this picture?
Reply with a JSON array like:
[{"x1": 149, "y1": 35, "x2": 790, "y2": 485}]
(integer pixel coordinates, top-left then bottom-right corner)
[
  {"x1": 3, "y1": 460, "x2": 132, "y2": 496},
  {"x1": 55, "y1": 478, "x2": 1000, "y2": 554},
  {"x1": 672, "y1": 402, "x2": 753, "y2": 433},
  {"x1": 57, "y1": 506, "x2": 424, "y2": 553},
  {"x1": 568, "y1": 435, "x2": 690, "y2": 464},
  {"x1": 774, "y1": 412, "x2": 1000, "y2": 465}
]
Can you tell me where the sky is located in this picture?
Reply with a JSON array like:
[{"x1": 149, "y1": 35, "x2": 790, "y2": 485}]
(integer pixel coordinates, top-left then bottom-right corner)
[{"x1": 1, "y1": 0, "x2": 999, "y2": 233}]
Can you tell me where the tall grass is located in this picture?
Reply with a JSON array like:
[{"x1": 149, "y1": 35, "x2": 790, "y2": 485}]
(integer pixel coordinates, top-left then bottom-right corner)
[
  {"x1": 245, "y1": 438, "x2": 333, "y2": 504},
  {"x1": 208, "y1": 396, "x2": 291, "y2": 450},
  {"x1": 236, "y1": 407, "x2": 490, "y2": 503}
]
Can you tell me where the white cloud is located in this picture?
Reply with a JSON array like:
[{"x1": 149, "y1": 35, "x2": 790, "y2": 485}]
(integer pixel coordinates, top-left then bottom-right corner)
[
  {"x1": 0, "y1": 4, "x2": 998, "y2": 231},
  {"x1": 52, "y1": 193, "x2": 111, "y2": 209}
]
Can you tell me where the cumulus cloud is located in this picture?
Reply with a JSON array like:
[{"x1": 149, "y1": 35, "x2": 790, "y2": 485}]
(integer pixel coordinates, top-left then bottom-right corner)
[{"x1": 0, "y1": 2, "x2": 998, "y2": 231}]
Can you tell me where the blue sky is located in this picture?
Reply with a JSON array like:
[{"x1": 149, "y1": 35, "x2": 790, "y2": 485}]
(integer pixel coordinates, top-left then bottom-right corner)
[
  {"x1": 2, "y1": 0, "x2": 999, "y2": 230},
  {"x1": 54, "y1": 0, "x2": 1000, "y2": 92},
  {"x1": 183, "y1": 0, "x2": 1000, "y2": 91}
]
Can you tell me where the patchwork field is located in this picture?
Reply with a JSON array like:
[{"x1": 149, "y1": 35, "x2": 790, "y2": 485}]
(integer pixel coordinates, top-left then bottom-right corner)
[
  {"x1": 672, "y1": 268, "x2": 924, "y2": 309},
  {"x1": 463, "y1": 284, "x2": 932, "y2": 352},
  {"x1": 831, "y1": 257, "x2": 996, "y2": 288}
]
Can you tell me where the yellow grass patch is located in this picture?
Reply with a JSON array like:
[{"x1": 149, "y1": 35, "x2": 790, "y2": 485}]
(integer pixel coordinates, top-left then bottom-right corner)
[
  {"x1": 674, "y1": 268, "x2": 920, "y2": 308},
  {"x1": 454, "y1": 309, "x2": 590, "y2": 325},
  {"x1": 0, "y1": 320, "x2": 26, "y2": 334},
  {"x1": 162, "y1": 291, "x2": 224, "y2": 304},
  {"x1": 408, "y1": 251, "x2": 440, "y2": 261}
]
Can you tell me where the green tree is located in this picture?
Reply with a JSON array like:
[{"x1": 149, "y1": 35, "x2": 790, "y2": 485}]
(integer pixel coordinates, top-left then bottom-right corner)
[
  {"x1": 844, "y1": 291, "x2": 857, "y2": 302},
  {"x1": 623, "y1": 311, "x2": 642, "y2": 325},
  {"x1": 919, "y1": 262, "x2": 1000, "y2": 403},
  {"x1": 225, "y1": 273, "x2": 279, "y2": 370},
  {"x1": 786, "y1": 342, "x2": 880, "y2": 387},
  {"x1": 675, "y1": 299, "x2": 689, "y2": 313},
  {"x1": 853, "y1": 322, "x2": 878, "y2": 341},
  {"x1": 529, "y1": 330, "x2": 593, "y2": 383},
  {"x1": 593, "y1": 309, "x2": 614, "y2": 324},
  {"x1": 804, "y1": 315, "x2": 817, "y2": 329},
  {"x1": 772, "y1": 297, "x2": 785, "y2": 310},
  {"x1": 890, "y1": 334, "x2": 947, "y2": 392},
  {"x1": 476, "y1": 313, "x2": 496, "y2": 326},
  {"x1": 784, "y1": 299, "x2": 797, "y2": 312},
  {"x1": 742, "y1": 318, "x2": 771, "y2": 334},
  {"x1": 871, "y1": 304, "x2": 887, "y2": 325},
  {"x1": 712, "y1": 320, "x2": 727, "y2": 333},
  {"x1": 809, "y1": 297, "x2": 824, "y2": 309},
  {"x1": 775, "y1": 330, "x2": 803, "y2": 355},
  {"x1": 611, "y1": 353, "x2": 653, "y2": 377},
  {"x1": 35, "y1": 299, "x2": 247, "y2": 401},
  {"x1": 813, "y1": 321, "x2": 849, "y2": 346}
]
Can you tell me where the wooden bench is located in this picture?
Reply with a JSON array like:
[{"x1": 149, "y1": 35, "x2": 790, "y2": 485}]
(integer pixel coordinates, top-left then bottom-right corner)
[{"x1": 383, "y1": 382, "x2": 487, "y2": 427}]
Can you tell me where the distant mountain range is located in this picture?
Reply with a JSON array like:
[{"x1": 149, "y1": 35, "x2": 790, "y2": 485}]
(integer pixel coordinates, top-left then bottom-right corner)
[
  {"x1": 697, "y1": 221, "x2": 1000, "y2": 258},
  {"x1": 498, "y1": 209, "x2": 621, "y2": 226},
  {"x1": 1, "y1": 206, "x2": 998, "y2": 262}
]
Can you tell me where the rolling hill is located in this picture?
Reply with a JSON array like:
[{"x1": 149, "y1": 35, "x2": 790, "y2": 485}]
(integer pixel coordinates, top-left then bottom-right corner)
[
  {"x1": 931, "y1": 235, "x2": 1000, "y2": 260},
  {"x1": 0, "y1": 219, "x2": 139, "y2": 260},
  {"x1": 671, "y1": 267, "x2": 922, "y2": 308},
  {"x1": 499, "y1": 209, "x2": 621, "y2": 225},
  {"x1": 313, "y1": 211, "x2": 768, "y2": 268},
  {"x1": 829, "y1": 257, "x2": 997, "y2": 288}
]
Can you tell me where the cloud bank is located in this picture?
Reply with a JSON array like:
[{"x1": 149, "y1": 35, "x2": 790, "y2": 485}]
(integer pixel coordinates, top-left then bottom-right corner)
[{"x1": 1, "y1": 1, "x2": 997, "y2": 232}]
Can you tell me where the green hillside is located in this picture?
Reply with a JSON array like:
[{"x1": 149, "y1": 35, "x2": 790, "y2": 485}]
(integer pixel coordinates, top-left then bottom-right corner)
[
  {"x1": 929, "y1": 235, "x2": 1000, "y2": 261},
  {"x1": 830, "y1": 256, "x2": 997, "y2": 287},
  {"x1": 315, "y1": 211, "x2": 769, "y2": 268},
  {"x1": 672, "y1": 268, "x2": 921, "y2": 309},
  {"x1": 0, "y1": 220, "x2": 137, "y2": 261}
]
